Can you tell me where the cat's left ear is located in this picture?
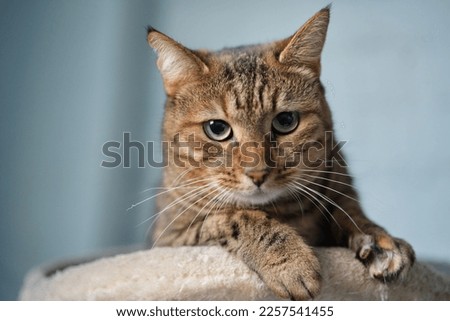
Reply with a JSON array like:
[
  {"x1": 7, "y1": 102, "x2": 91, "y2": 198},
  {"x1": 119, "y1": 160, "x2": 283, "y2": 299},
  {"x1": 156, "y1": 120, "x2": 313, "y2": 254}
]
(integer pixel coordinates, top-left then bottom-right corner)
[
  {"x1": 147, "y1": 27, "x2": 209, "y2": 96},
  {"x1": 278, "y1": 6, "x2": 330, "y2": 73}
]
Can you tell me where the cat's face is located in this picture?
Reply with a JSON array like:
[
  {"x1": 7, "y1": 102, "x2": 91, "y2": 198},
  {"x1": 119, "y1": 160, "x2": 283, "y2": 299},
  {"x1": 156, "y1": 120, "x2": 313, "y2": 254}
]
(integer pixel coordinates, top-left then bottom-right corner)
[{"x1": 149, "y1": 8, "x2": 332, "y2": 206}]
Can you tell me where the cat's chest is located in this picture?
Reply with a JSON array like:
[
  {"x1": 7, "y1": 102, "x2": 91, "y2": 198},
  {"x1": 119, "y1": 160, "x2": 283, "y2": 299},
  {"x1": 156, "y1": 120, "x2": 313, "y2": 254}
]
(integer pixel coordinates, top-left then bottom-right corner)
[{"x1": 263, "y1": 200, "x2": 327, "y2": 246}]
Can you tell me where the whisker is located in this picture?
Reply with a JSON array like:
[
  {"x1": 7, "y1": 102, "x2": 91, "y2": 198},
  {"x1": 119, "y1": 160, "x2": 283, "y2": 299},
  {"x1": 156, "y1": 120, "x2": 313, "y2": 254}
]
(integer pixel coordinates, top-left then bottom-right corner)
[
  {"x1": 146, "y1": 184, "x2": 216, "y2": 237},
  {"x1": 199, "y1": 188, "x2": 233, "y2": 239},
  {"x1": 140, "y1": 172, "x2": 211, "y2": 194},
  {"x1": 295, "y1": 176, "x2": 360, "y2": 203},
  {"x1": 300, "y1": 168, "x2": 353, "y2": 177},
  {"x1": 151, "y1": 185, "x2": 220, "y2": 248},
  {"x1": 291, "y1": 181, "x2": 363, "y2": 234},
  {"x1": 285, "y1": 185, "x2": 305, "y2": 217},
  {"x1": 128, "y1": 178, "x2": 213, "y2": 211},
  {"x1": 185, "y1": 185, "x2": 224, "y2": 234},
  {"x1": 287, "y1": 182, "x2": 336, "y2": 227},
  {"x1": 270, "y1": 200, "x2": 280, "y2": 217},
  {"x1": 171, "y1": 168, "x2": 193, "y2": 186},
  {"x1": 301, "y1": 173, "x2": 358, "y2": 190},
  {"x1": 139, "y1": 186, "x2": 169, "y2": 194},
  {"x1": 139, "y1": 182, "x2": 215, "y2": 229}
]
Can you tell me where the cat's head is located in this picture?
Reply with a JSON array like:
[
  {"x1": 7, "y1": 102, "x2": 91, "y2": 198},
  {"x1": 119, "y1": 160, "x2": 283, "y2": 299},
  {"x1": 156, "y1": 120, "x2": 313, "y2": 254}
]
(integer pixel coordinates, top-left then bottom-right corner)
[{"x1": 148, "y1": 7, "x2": 335, "y2": 206}]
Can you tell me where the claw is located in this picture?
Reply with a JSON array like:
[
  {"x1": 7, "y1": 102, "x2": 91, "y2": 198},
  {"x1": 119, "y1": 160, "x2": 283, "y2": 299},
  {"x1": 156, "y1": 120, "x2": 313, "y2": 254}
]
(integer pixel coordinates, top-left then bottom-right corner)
[{"x1": 351, "y1": 233, "x2": 414, "y2": 282}]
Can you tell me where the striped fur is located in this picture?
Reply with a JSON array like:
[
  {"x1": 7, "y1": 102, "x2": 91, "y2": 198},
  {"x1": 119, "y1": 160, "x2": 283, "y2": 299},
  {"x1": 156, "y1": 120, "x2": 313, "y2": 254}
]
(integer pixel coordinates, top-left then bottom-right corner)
[{"x1": 147, "y1": 7, "x2": 415, "y2": 300}]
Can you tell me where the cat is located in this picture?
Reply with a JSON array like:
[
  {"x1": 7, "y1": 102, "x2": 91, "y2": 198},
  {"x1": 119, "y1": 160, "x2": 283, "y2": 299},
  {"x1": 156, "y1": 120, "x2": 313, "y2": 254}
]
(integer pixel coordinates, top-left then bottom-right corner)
[{"x1": 146, "y1": 6, "x2": 415, "y2": 300}]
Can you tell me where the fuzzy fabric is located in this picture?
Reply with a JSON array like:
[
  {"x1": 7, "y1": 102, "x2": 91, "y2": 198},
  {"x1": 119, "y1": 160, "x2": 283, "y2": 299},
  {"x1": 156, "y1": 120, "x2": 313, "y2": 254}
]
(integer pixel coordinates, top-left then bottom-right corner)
[{"x1": 19, "y1": 246, "x2": 450, "y2": 300}]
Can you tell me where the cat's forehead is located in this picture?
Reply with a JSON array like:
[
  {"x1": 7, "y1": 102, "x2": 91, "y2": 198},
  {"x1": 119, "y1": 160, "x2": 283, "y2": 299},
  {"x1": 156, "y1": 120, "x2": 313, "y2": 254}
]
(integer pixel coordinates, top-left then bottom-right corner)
[
  {"x1": 217, "y1": 55, "x2": 276, "y2": 124},
  {"x1": 214, "y1": 45, "x2": 272, "y2": 79},
  {"x1": 208, "y1": 48, "x2": 312, "y2": 118}
]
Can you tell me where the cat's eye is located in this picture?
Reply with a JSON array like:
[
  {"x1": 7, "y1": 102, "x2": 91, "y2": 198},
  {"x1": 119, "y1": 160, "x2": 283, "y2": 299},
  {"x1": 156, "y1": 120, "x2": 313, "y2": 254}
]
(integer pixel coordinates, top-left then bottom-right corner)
[
  {"x1": 272, "y1": 111, "x2": 300, "y2": 135},
  {"x1": 203, "y1": 120, "x2": 233, "y2": 141}
]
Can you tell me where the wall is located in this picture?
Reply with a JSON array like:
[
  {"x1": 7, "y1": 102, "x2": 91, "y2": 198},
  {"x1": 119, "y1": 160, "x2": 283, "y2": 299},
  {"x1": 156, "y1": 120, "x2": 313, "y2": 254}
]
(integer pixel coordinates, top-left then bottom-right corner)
[{"x1": 1, "y1": 0, "x2": 449, "y2": 299}]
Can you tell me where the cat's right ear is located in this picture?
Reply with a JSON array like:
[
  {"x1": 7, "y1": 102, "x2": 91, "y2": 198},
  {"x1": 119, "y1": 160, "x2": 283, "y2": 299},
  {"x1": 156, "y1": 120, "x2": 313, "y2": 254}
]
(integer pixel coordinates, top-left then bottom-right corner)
[{"x1": 147, "y1": 27, "x2": 209, "y2": 96}]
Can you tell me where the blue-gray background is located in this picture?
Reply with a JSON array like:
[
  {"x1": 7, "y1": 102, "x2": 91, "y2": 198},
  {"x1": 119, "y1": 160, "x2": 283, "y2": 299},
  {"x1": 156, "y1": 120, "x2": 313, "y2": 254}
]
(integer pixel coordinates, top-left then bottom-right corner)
[{"x1": 1, "y1": 0, "x2": 449, "y2": 300}]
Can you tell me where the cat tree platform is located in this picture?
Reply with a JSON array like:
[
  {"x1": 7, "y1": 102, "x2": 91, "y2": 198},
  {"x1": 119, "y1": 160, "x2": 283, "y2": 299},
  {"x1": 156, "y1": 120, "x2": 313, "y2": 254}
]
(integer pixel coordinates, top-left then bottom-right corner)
[{"x1": 19, "y1": 246, "x2": 450, "y2": 300}]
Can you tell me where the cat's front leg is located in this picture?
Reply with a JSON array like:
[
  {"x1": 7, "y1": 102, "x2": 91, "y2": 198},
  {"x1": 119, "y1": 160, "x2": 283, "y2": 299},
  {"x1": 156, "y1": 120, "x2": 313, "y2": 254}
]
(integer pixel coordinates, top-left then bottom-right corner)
[
  {"x1": 349, "y1": 228, "x2": 415, "y2": 281},
  {"x1": 327, "y1": 181, "x2": 415, "y2": 281},
  {"x1": 199, "y1": 210, "x2": 321, "y2": 300}
]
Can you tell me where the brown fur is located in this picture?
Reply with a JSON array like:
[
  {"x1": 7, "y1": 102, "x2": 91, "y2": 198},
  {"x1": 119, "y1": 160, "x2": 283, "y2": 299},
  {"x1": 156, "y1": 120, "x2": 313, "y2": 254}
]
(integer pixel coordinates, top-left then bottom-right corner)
[{"x1": 147, "y1": 7, "x2": 415, "y2": 300}]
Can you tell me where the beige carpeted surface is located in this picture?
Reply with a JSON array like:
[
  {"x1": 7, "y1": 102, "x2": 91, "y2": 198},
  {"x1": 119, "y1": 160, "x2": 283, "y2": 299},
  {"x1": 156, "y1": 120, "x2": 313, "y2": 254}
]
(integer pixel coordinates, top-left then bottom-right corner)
[{"x1": 19, "y1": 246, "x2": 450, "y2": 300}]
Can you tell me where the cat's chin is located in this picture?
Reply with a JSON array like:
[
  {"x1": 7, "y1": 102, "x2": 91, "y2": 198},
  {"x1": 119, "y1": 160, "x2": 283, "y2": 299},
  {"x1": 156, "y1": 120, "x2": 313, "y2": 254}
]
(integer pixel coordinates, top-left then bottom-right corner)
[{"x1": 232, "y1": 188, "x2": 284, "y2": 206}]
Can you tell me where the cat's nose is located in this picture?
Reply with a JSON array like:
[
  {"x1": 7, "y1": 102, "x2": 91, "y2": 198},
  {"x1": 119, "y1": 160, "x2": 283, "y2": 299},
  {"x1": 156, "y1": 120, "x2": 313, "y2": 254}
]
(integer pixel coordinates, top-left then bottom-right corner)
[{"x1": 245, "y1": 169, "x2": 269, "y2": 187}]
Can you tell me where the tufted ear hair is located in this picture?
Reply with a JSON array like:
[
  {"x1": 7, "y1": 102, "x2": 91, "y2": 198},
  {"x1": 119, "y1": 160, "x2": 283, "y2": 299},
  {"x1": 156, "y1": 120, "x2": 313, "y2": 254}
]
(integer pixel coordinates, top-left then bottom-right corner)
[
  {"x1": 278, "y1": 6, "x2": 330, "y2": 74},
  {"x1": 147, "y1": 27, "x2": 209, "y2": 96}
]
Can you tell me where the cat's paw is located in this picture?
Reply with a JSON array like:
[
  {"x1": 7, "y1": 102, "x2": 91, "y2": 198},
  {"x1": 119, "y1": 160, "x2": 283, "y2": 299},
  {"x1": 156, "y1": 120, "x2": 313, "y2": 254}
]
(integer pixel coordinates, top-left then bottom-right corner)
[
  {"x1": 350, "y1": 233, "x2": 415, "y2": 281},
  {"x1": 259, "y1": 247, "x2": 321, "y2": 300}
]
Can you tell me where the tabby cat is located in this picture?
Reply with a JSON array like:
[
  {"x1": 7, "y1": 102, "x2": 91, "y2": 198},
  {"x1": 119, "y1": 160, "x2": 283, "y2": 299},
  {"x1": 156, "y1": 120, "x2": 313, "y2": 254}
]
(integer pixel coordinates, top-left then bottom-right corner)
[{"x1": 146, "y1": 7, "x2": 415, "y2": 300}]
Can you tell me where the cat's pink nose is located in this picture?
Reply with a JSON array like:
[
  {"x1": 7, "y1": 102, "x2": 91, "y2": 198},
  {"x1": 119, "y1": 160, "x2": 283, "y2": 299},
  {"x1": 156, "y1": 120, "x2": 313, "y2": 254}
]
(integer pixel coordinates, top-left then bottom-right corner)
[{"x1": 246, "y1": 169, "x2": 269, "y2": 187}]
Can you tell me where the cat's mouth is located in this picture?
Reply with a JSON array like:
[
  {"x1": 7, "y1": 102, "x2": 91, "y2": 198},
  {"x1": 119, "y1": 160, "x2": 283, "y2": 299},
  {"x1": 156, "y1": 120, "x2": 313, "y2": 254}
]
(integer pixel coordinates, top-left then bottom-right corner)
[{"x1": 231, "y1": 187, "x2": 284, "y2": 206}]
